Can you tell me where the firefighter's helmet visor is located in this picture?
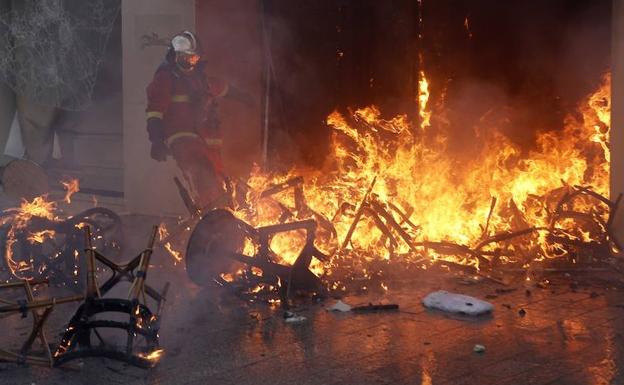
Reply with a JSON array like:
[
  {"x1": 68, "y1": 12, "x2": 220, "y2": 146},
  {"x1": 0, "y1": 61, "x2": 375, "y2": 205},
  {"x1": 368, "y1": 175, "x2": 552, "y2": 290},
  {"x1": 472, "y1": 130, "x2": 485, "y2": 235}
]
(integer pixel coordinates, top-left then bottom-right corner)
[{"x1": 176, "y1": 52, "x2": 200, "y2": 70}]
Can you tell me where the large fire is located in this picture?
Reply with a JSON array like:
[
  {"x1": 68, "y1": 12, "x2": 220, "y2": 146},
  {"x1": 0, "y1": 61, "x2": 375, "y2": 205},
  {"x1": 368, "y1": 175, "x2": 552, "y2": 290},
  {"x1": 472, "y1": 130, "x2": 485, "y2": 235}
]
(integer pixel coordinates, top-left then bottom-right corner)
[{"x1": 229, "y1": 71, "x2": 611, "y2": 283}]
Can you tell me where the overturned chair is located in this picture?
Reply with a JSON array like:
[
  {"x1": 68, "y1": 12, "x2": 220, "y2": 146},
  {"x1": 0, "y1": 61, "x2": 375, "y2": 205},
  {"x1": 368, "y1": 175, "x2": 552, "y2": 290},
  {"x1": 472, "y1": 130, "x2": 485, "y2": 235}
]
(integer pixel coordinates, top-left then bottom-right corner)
[
  {"x1": 185, "y1": 209, "x2": 328, "y2": 307},
  {"x1": 54, "y1": 226, "x2": 169, "y2": 368},
  {"x1": 0, "y1": 225, "x2": 169, "y2": 368},
  {"x1": 0, "y1": 279, "x2": 82, "y2": 367}
]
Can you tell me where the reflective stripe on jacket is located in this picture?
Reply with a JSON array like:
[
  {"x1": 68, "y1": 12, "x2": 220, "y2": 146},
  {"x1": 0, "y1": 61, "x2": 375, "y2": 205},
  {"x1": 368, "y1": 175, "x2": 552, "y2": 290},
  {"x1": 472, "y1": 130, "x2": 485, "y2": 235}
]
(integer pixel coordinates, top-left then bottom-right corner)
[{"x1": 145, "y1": 60, "x2": 228, "y2": 143}]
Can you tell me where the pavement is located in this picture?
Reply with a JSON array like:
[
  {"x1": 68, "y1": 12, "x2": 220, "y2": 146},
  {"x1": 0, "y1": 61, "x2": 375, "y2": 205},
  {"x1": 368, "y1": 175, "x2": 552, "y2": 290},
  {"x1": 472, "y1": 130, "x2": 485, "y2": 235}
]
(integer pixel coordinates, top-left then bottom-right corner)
[{"x1": 0, "y1": 213, "x2": 624, "y2": 385}]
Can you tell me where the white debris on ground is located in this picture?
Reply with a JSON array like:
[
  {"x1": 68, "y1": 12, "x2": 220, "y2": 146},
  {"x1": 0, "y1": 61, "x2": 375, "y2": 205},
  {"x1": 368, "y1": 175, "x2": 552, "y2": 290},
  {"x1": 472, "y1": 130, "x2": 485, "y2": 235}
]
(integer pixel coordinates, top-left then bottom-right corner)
[
  {"x1": 473, "y1": 344, "x2": 486, "y2": 353},
  {"x1": 327, "y1": 300, "x2": 352, "y2": 312},
  {"x1": 284, "y1": 311, "x2": 307, "y2": 323},
  {"x1": 422, "y1": 290, "x2": 493, "y2": 316}
]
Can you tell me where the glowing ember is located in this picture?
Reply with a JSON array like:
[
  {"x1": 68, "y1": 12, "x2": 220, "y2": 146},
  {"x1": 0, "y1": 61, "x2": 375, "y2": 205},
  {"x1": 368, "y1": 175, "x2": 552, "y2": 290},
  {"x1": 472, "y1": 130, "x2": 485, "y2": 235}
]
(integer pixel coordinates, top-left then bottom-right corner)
[
  {"x1": 139, "y1": 348, "x2": 164, "y2": 362},
  {"x1": 158, "y1": 223, "x2": 169, "y2": 241},
  {"x1": 464, "y1": 16, "x2": 473, "y2": 39},
  {"x1": 27, "y1": 229, "x2": 56, "y2": 244},
  {"x1": 220, "y1": 273, "x2": 235, "y2": 282},
  {"x1": 164, "y1": 242, "x2": 182, "y2": 263},
  {"x1": 158, "y1": 223, "x2": 183, "y2": 264}
]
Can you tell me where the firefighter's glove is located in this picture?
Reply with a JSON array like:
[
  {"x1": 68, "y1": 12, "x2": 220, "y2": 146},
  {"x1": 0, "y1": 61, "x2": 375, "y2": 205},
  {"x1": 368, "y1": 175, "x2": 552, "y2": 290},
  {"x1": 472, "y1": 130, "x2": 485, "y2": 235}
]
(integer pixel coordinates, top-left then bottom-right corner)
[
  {"x1": 147, "y1": 118, "x2": 168, "y2": 162},
  {"x1": 150, "y1": 141, "x2": 168, "y2": 162}
]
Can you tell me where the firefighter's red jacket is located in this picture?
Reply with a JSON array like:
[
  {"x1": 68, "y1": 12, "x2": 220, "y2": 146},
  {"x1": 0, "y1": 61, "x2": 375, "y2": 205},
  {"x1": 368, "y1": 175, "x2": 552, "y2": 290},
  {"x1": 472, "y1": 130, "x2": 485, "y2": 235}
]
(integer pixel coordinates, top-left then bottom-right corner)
[{"x1": 145, "y1": 60, "x2": 228, "y2": 148}]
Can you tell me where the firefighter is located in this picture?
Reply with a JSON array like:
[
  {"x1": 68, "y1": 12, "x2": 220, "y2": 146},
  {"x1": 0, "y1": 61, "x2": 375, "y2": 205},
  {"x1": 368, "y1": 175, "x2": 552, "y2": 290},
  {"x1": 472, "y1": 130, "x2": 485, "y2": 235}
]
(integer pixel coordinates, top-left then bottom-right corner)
[{"x1": 145, "y1": 31, "x2": 252, "y2": 208}]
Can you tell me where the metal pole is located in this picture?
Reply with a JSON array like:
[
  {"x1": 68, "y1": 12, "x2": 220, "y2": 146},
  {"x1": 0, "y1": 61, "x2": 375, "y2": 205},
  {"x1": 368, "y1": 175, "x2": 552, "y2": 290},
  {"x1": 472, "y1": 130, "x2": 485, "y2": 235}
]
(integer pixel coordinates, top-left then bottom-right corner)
[
  {"x1": 612, "y1": 0, "x2": 624, "y2": 245},
  {"x1": 261, "y1": 0, "x2": 272, "y2": 169},
  {"x1": 262, "y1": 61, "x2": 271, "y2": 168}
]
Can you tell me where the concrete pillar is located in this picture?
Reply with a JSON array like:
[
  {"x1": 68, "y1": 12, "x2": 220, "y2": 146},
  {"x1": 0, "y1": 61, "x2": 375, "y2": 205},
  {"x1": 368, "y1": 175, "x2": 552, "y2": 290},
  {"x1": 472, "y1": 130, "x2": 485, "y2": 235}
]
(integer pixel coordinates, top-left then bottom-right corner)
[
  {"x1": 121, "y1": 0, "x2": 194, "y2": 215},
  {"x1": 613, "y1": 0, "x2": 624, "y2": 245}
]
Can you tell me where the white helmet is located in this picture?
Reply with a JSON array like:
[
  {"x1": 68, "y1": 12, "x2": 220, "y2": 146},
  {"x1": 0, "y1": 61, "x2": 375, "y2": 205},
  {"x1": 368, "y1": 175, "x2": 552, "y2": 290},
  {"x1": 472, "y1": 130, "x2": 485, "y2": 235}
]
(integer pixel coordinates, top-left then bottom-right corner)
[{"x1": 171, "y1": 31, "x2": 199, "y2": 55}]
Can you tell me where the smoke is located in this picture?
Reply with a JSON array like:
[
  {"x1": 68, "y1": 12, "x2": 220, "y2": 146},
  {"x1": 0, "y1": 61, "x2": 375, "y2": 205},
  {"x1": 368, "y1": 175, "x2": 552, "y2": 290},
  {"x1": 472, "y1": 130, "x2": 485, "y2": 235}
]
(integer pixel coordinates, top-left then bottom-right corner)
[
  {"x1": 233, "y1": 1, "x2": 610, "y2": 171},
  {"x1": 425, "y1": 0, "x2": 611, "y2": 158},
  {"x1": 195, "y1": 1, "x2": 264, "y2": 178},
  {"x1": 554, "y1": 1, "x2": 612, "y2": 104}
]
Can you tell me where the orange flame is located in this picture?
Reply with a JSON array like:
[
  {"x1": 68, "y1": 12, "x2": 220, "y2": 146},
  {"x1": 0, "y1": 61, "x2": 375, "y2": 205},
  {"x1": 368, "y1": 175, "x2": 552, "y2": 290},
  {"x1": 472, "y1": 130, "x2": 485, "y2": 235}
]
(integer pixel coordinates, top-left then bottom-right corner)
[
  {"x1": 2, "y1": 196, "x2": 58, "y2": 277},
  {"x1": 27, "y1": 229, "x2": 56, "y2": 244},
  {"x1": 61, "y1": 178, "x2": 80, "y2": 204},
  {"x1": 231, "y1": 71, "x2": 611, "y2": 277},
  {"x1": 139, "y1": 348, "x2": 164, "y2": 362},
  {"x1": 158, "y1": 223, "x2": 169, "y2": 241},
  {"x1": 157, "y1": 222, "x2": 183, "y2": 264},
  {"x1": 418, "y1": 71, "x2": 431, "y2": 130},
  {"x1": 164, "y1": 242, "x2": 182, "y2": 263},
  {"x1": 464, "y1": 16, "x2": 473, "y2": 39}
]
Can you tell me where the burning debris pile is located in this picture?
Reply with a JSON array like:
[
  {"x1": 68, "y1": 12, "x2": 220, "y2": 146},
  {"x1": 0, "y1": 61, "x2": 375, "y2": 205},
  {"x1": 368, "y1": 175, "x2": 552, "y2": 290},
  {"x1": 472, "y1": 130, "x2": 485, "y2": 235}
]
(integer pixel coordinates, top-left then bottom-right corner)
[
  {"x1": 0, "y1": 180, "x2": 123, "y2": 288},
  {"x1": 183, "y1": 72, "x2": 615, "y2": 301}
]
